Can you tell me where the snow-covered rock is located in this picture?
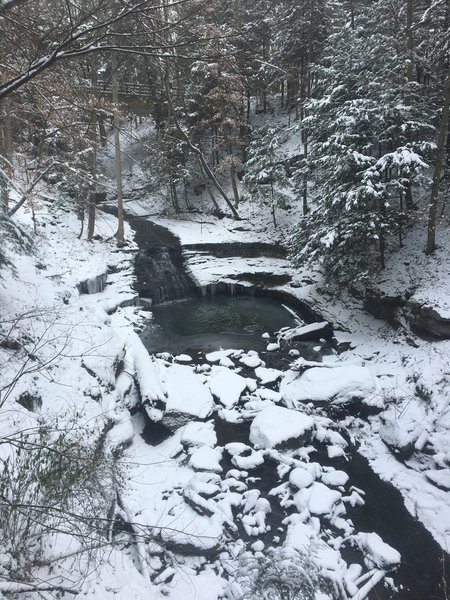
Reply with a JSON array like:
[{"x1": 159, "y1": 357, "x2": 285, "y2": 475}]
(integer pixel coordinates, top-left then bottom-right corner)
[
  {"x1": 279, "y1": 321, "x2": 332, "y2": 342},
  {"x1": 189, "y1": 445, "x2": 223, "y2": 473},
  {"x1": 249, "y1": 405, "x2": 314, "y2": 449},
  {"x1": 163, "y1": 363, "x2": 214, "y2": 421},
  {"x1": 289, "y1": 467, "x2": 315, "y2": 490},
  {"x1": 281, "y1": 365, "x2": 377, "y2": 406},
  {"x1": 379, "y1": 401, "x2": 426, "y2": 458},
  {"x1": 294, "y1": 482, "x2": 342, "y2": 516},
  {"x1": 208, "y1": 366, "x2": 249, "y2": 408},
  {"x1": 254, "y1": 366, "x2": 283, "y2": 385},
  {"x1": 181, "y1": 421, "x2": 217, "y2": 448},
  {"x1": 240, "y1": 351, "x2": 263, "y2": 369},
  {"x1": 356, "y1": 532, "x2": 401, "y2": 570},
  {"x1": 425, "y1": 468, "x2": 450, "y2": 491}
]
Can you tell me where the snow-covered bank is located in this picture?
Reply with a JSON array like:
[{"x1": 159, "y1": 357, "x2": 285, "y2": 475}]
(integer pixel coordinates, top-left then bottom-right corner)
[{"x1": 0, "y1": 204, "x2": 157, "y2": 599}]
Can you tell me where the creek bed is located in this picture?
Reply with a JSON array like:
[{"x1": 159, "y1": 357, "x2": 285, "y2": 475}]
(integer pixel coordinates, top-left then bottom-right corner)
[{"x1": 139, "y1": 293, "x2": 449, "y2": 600}]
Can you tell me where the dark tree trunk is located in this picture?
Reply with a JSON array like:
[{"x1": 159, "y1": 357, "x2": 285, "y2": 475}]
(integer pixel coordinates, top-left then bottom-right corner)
[{"x1": 426, "y1": 71, "x2": 450, "y2": 254}]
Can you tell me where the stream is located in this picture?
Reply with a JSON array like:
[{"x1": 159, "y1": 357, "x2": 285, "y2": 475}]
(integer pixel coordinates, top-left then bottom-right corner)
[{"x1": 125, "y1": 210, "x2": 449, "y2": 600}]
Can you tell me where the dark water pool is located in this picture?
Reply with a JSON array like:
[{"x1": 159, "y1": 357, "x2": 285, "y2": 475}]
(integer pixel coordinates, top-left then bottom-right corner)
[{"x1": 141, "y1": 295, "x2": 321, "y2": 356}]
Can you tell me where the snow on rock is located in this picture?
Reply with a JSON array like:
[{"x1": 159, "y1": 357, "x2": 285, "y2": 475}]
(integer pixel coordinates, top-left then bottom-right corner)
[
  {"x1": 321, "y1": 469, "x2": 349, "y2": 488},
  {"x1": 189, "y1": 445, "x2": 223, "y2": 473},
  {"x1": 187, "y1": 473, "x2": 221, "y2": 498},
  {"x1": 208, "y1": 366, "x2": 249, "y2": 408},
  {"x1": 278, "y1": 321, "x2": 332, "y2": 342},
  {"x1": 255, "y1": 388, "x2": 282, "y2": 403},
  {"x1": 225, "y1": 442, "x2": 251, "y2": 456},
  {"x1": 181, "y1": 421, "x2": 217, "y2": 448},
  {"x1": 255, "y1": 366, "x2": 283, "y2": 385},
  {"x1": 163, "y1": 363, "x2": 214, "y2": 419},
  {"x1": 327, "y1": 445, "x2": 346, "y2": 459},
  {"x1": 266, "y1": 342, "x2": 280, "y2": 352},
  {"x1": 174, "y1": 353, "x2": 192, "y2": 363},
  {"x1": 241, "y1": 491, "x2": 272, "y2": 536},
  {"x1": 356, "y1": 532, "x2": 401, "y2": 570},
  {"x1": 281, "y1": 365, "x2": 377, "y2": 406},
  {"x1": 205, "y1": 349, "x2": 236, "y2": 363},
  {"x1": 379, "y1": 401, "x2": 426, "y2": 458},
  {"x1": 251, "y1": 540, "x2": 265, "y2": 552},
  {"x1": 289, "y1": 467, "x2": 315, "y2": 490},
  {"x1": 425, "y1": 468, "x2": 450, "y2": 491},
  {"x1": 283, "y1": 514, "x2": 316, "y2": 552},
  {"x1": 249, "y1": 405, "x2": 314, "y2": 449},
  {"x1": 225, "y1": 442, "x2": 265, "y2": 469},
  {"x1": 233, "y1": 450, "x2": 265, "y2": 470},
  {"x1": 125, "y1": 331, "x2": 167, "y2": 420},
  {"x1": 294, "y1": 482, "x2": 342, "y2": 516},
  {"x1": 239, "y1": 351, "x2": 263, "y2": 369}
]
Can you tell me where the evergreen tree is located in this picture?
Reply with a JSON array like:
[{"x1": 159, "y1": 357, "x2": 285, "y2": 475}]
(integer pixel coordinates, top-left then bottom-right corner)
[
  {"x1": 290, "y1": 0, "x2": 434, "y2": 283},
  {"x1": 243, "y1": 126, "x2": 291, "y2": 226}
]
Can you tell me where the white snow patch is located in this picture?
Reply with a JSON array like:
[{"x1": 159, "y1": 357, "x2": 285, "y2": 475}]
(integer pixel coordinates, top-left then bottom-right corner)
[{"x1": 249, "y1": 405, "x2": 314, "y2": 449}]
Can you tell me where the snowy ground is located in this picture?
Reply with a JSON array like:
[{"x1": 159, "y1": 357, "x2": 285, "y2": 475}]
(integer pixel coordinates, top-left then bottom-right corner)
[{"x1": 2, "y1": 119, "x2": 450, "y2": 599}]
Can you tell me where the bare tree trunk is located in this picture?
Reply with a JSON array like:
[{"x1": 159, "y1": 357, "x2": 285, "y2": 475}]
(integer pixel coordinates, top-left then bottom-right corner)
[
  {"x1": 0, "y1": 99, "x2": 12, "y2": 209},
  {"x1": 87, "y1": 56, "x2": 97, "y2": 241},
  {"x1": 426, "y1": 70, "x2": 450, "y2": 255},
  {"x1": 111, "y1": 35, "x2": 125, "y2": 248},
  {"x1": 165, "y1": 88, "x2": 240, "y2": 219},
  {"x1": 404, "y1": 0, "x2": 415, "y2": 211},
  {"x1": 198, "y1": 158, "x2": 221, "y2": 213},
  {"x1": 230, "y1": 165, "x2": 240, "y2": 208},
  {"x1": 406, "y1": 0, "x2": 414, "y2": 85}
]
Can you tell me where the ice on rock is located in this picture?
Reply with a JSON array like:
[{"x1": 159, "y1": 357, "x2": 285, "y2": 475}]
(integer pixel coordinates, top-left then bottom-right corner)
[
  {"x1": 283, "y1": 514, "x2": 316, "y2": 552},
  {"x1": 164, "y1": 363, "x2": 214, "y2": 419},
  {"x1": 261, "y1": 332, "x2": 270, "y2": 339},
  {"x1": 294, "y1": 482, "x2": 342, "y2": 516},
  {"x1": 289, "y1": 467, "x2": 315, "y2": 490},
  {"x1": 249, "y1": 405, "x2": 314, "y2": 449},
  {"x1": 356, "y1": 532, "x2": 401, "y2": 570},
  {"x1": 208, "y1": 366, "x2": 249, "y2": 408},
  {"x1": 189, "y1": 445, "x2": 223, "y2": 473},
  {"x1": 281, "y1": 364, "x2": 377, "y2": 406},
  {"x1": 255, "y1": 366, "x2": 283, "y2": 385},
  {"x1": 181, "y1": 421, "x2": 217, "y2": 448}
]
